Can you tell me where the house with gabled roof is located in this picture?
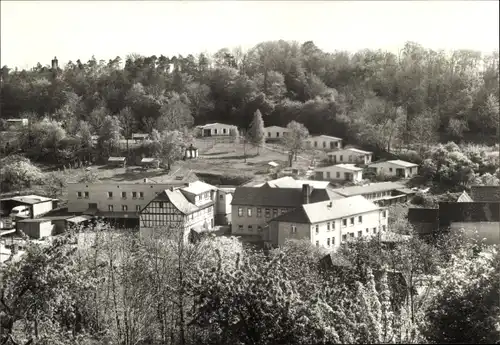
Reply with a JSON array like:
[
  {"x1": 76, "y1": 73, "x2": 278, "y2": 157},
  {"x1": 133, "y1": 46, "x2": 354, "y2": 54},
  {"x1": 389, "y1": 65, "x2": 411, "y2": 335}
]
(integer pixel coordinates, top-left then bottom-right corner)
[
  {"x1": 139, "y1": 181, "x2": 218, "y2": 240},
  {"x1": 230, "y1": 184, "x2": 341, "y2": 237},
  {"x1": 268, "y1": 195, "x2": 388, "y2": 248},
  {"x1": 369, "y1": 160, "x2": 419, "y2": 179},
  {"x1": 328, "y1": 147, "x2": 373, "y2": 165},
  {"x1": 305, "y1": 135, "x2": 343, "y2": 150}
]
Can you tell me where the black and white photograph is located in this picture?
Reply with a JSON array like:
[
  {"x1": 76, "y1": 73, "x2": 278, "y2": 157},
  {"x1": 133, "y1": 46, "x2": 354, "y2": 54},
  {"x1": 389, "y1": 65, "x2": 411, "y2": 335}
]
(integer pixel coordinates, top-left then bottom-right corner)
[{"x1": 0, "y1": 1, "x2": 499, "y2": 344}]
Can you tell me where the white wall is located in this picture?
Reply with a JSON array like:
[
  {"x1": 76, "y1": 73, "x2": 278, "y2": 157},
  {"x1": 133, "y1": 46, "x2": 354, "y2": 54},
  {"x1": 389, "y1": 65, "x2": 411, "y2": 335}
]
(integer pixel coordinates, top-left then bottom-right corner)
[
  {"x1": 316, "y1": 168, "x2": 363, "y2": 182},
  {"x1": 32, "y1": 201, "x2": 54, "y2": 218},
  {"x1": 372, "y1": 164, "x2": 418, "y2": 178},
  {"x1": 306, "y1": 138, "x2": 342, "y2": 150},
  {"x1": 329, "y1": 151, "x2": 372, "y2": 164}
]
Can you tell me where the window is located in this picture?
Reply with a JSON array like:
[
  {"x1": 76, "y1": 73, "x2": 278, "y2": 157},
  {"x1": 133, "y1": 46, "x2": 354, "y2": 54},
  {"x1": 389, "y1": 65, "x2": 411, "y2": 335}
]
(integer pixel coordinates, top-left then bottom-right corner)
[
  {"x1": 358, "y1": 216, "x2": 362, "y2": 223},
  {"x1": 238, "y1": 207, "x2": 243, "y2": 217},
  {"x1": 340, "y1": 155, "x2": 343, "y2": 162},
  {"x1": 258, "y1": 226, "x2": 263, "y2": 232},
  {"x1": 350, "y1": 217, "x2": 354, "y2": 225},
  {"x1": 121, "y1": 192, "x2": 127, "y2": 199},
  {"x1": 158, "y1": 202, "x2": 164, "y2": 208},
  {"x1": 327, "y1": 238, "x2": 330, "y2": 246},
  {"x1": 219, "y1": 194, "x2": 224, "y2": 200},
  {"x1": 326, "y1": 171, "x2": 331, "y2": 178},
  {"x1": 350, "y1": 233, "x2": 355, "y2": 238},
  {"x1": 265, "y1": 208, "x2": 270, "y2": 218},
  {"x1": 315, "y1": 225, "x2": 319, "y2": 234},
  {"x1": 136, "y1": 205, "x2": 141, "y2": 211},
  {"x1": 272, "y1": 208, "x2": 278, "y2": 218},
  {"x1": 132, "y1": 192, "x2": 137, "y2": 199},
  {"x1": 276, "y1": 132, "x2": 280, "y2": 137},
  {"x1": 373, "y1": 227, "x2": 377, "y2": 234},
  {"x1": 366, "y1": 228, "x2": 369, "y2": 233},
  {"x1": 389, "y1": 167, "x2": 393, "y2": 172},
  {"x1": 238, "y1": 225, "x2": 243, "y2": 231},
  {"x1": 281, "y1": 208, "x2": 287, "y2": 215},
  {"x1": 348, "y1": 155, "x2": 352, "y2": 162},
  {"x1": 332, "y1": 222, "x2": 335, "y2": 229},
  {"x1": 257, "y1": 208, "x2": 262, "y2": 217},
  {"x1": 358, "y1": 230, "x2": 362, "y2": 237},
  {"x1": 108, "y1": 205, "x2": 114, "y2": 211},
  {"x1": 223, "y1": 128, "x2": 227, "y2": 134},
  {"x1": 382, "y1": 225, "x2": 386, "y2": 232},
  {"x1": 139, "y1": 192, "x2": 144, "y2": 199},
  {"x1": 248, "y1": 225, "x2": 253, "y2": 231},
  {"x1": 316, "y1": 241, "x2": 319, "y2": 247},
  {"x1": 336, "y1": 172, "x2": 340, "y2": 178},
  {"x1": 332, "y1": 237, "x2": 335, "y2": 245},
  {"x1": 77, "y1": 192, "x2": 82, "y2": 199},
  {"x1": 107, "y1": 192, "x2": 113, "y2": 199},
  {"x1": 122, "y1": 205, "x2": 128, "y2": 211},
  {"x1": 291, "y1": 225, "x2": 297, "y2": 233},
  {"x1": 342, "y1": 219, "x2": 347, "y2": 227},
  {"x1": 342, "y1": 234, "x2": 347, "y2": 241},
  {"x1": 322, "y1": 141, "x2": 326, "y2": 148},
  {"x1": 327, "y1": 222, "x2": 330, "y2": 231},
  {"x1": 214, "y1": 129, "x2": 218, "y2": 134},
  {"x1": 84, "y1": 191, "x2": 89, "y2": 199},
  {"x1": 382, "y1": 210, "x2": 387, "y2": 218},
  {"x1": 268, "y1": 132, "x2": 271, "y2": 137},
  {"x1": 247, "y1": 208, "x2": 252, "y2": 217},
  {"x1": 314, "y1": 141, "x2": 318, "y2": 148}
]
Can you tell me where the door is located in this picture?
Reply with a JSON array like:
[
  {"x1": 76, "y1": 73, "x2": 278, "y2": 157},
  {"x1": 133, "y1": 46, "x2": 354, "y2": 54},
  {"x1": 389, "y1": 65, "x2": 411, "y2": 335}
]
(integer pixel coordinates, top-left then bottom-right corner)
[{"x1": 332, "y1": 155, "x2": 337, "y2": 163}]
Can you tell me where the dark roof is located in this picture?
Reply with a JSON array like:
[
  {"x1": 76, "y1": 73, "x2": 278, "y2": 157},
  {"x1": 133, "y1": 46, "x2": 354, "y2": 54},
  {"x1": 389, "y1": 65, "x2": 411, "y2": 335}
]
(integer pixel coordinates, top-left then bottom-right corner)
[
  {"x1": 408, "y1": 208, "x2": 439, "y2": 223},
  {"x1": 439, "y1": 202, "x2": 500, "y2": 225},
  {"x1": 470, "y1": 186, "x2": 500, "y2": 202},
  {"x1": 231, "y1": 187, "x2": 332, "y2": 208},
  {"x1": 320, "y1": 253, "x2": 353, "y2": 269}
]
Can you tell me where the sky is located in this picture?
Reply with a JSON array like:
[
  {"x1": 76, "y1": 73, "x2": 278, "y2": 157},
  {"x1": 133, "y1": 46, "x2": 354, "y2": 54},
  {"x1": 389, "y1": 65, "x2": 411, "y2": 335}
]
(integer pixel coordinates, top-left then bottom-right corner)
[{"x1": 1, "y1": 0, "x2": 499, "y2": 70}]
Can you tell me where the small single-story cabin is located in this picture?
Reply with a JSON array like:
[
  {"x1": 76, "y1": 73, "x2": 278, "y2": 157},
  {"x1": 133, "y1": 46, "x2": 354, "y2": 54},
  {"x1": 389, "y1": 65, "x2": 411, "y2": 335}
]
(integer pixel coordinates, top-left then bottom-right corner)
[
  {"x1": 264, "y1": 126, "x2": 290, "y2": 141},
  {"x1": 305, "y1": 135, "x2": 343, "y2": 150},
  {"x1": 132, "y1": 133, "x2": 150, "y2": 142},
  {"x1": 140, "y1": 157, "x2": 160, "y2": 169},
  {"x1": 107, "y1": 157, "x2": 126, "y2": 168},
  {"x1": 369, "y1": 160, "x2": 419, "y2": 178},
  {"x1": 328, "y1": 148, "x2": 373, "y2": 165},
  {"x1": 314, "y1": 164, "x2": 363, "y2": 182},
  {"x1": 6, "y1": 118, "x2": 28, "y2": 130},
  {"x1": 196, "y1": 123, "x2": 237, "y2": 137},
  {"x1": 0, "y1": 195, "x2": 57, "y2": 219}
]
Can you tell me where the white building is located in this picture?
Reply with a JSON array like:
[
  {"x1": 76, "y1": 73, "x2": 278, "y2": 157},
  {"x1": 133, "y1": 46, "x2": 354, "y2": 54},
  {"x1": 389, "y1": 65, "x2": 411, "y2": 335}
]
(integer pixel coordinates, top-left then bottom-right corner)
[
  {"x1": 328, "y1": 148, "x2": 373, "y2": 165},
  {"x1": 216, "y1": 186, "x2": 235, "y2": 225},
  {"x1": 331, "y1": 181, "x2": 415, "y2": 206},
  {"x1": 196, "y1": 123, "x2": 237, "y2": 137},
  {"x1": 305, "y1": 135, "x2": 343, "y2": 150},
  {"x1": 139, "y1": 181, "x2": 217, "y2": 240},
  {"x1": 314, "y1": 164, "x2": 364, "y2": 182},
  {"x1": 268, "y1": 195, "x2": 388, "y2": 248},
  {"x1": 369, "y1": 160, "x2": 419, "y2": 178},
  {"x1": 264, "y1": 126, "x2": 290, "y2": 140}
]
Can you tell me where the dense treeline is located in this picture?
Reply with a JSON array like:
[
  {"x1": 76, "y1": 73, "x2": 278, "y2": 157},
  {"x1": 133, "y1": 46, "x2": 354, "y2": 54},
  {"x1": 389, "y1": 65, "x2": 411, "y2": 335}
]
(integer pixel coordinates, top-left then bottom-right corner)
[
  {"x1": 1, "y1": 41, "x2": 499, "y2": 152},
  {"x1": 1, "y1": 225, "x2": 499, "y2": 345}
]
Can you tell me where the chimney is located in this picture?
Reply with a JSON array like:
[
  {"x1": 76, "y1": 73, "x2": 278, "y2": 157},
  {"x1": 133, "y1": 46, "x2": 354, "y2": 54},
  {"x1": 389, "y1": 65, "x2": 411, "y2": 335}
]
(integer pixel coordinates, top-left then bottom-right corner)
[{"x1": 302, "y1": 184, "x2": 312, "y2": 204}]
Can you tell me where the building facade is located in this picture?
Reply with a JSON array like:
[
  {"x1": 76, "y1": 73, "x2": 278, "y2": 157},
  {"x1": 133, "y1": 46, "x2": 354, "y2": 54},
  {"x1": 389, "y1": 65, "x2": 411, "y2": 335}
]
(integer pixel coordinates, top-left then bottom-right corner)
[
  {"x1": 314, "y1": 164, "x2": 363, "y2": 182},
  {"x1": 331, "y1": 182, "x2": 416, "y2": 206},
  {"x1": 196, "y1": 123, "x2": 237, "y2": 137},
  {"x1": 305, "y1": 135, "x2": 343, "y2": 150},
  {"x1": 230, "y1": 184, "x2": 340, "y2": 237},
  {"x1": 216, "y1": 187, "x2": 235, "y2": 225},
  {"x1": 268, "y1": 196, "x2": 388, "y2": 249},
  {"x1": 369, "y1": 160, "x2": 419, "y2": 178},
  {"x1": 328, "y1": 148, "x2": 373, "y2": 165},
  {"x1": 264, "y1": 126, "x2": 290, "y2": 141}
]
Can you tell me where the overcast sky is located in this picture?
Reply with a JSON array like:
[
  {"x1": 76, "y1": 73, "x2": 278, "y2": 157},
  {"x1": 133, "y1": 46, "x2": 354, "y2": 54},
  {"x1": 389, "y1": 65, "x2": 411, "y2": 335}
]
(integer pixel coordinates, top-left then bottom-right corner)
[{"x1": 1, "y1": 1, "x2": 499, "y2": 69}]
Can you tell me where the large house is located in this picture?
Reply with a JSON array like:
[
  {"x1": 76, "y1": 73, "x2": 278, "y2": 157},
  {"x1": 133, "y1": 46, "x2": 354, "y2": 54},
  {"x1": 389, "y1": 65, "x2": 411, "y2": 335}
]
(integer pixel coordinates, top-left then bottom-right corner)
[
  {"x1": 331, "y1": 181, "x2": 416, "y2": 206},
  {"x1": 369, "y1": 160, "x2": 419, "y2": 178},
  {"x1": 314, "y1": 164, "x2": 364, "y2": 182},
  {"x1": 230, "y1": 184, "x2": 341, "y2": 236},
  {"x1": 268, "y1": 195, "x2": 388, "y2": 248},
  {"x1": 328, "y1": 148, "x2": 373, "y2": 165},
  {"x1": 196, "y1": 123, "x2": 237, "y2": 137},
  {"x1": 264, "y1": 126, "x2": 290, "y2": 141},
  {"x1": 139, "y1": 181, "x2": 218, "y2": 240},
  {"x1": 305, "y1": 135, "x2": 343, "y2": 150}
]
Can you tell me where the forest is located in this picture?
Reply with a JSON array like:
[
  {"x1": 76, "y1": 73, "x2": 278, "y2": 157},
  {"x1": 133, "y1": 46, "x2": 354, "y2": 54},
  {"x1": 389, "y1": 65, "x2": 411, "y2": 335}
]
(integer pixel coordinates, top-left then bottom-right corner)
[
  {"x1": 1, "y1": 40, "x2": 499, "y2": 153},
  {"x1": 1, "y1": 224, "x2": 499, "y2": 345}
]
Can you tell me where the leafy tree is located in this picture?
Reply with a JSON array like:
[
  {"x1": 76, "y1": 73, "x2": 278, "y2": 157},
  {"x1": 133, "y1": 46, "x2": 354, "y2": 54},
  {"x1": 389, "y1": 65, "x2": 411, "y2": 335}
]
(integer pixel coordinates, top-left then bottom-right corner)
[
  {"x1": 157, "y1": 93, "x2": 194, "y2": 132},
  {"x1": 98, "y1": 115, "x2": 122, "y2": 158},
  {"x1": 283, "y1": 120, "x2": 309, "y2": 162},
  {"x1": 117, "y1": 106, "x2": 136, "y2": 156},
  {"x1": 153, "y1": 130, "x2": 189, "y2": 170},
  {"x1": 247, "y1": 109, "x2": 265, "y2": 153},
  {"x1": 0, "y1": 155, "x2": 42, "y2": 192}
]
